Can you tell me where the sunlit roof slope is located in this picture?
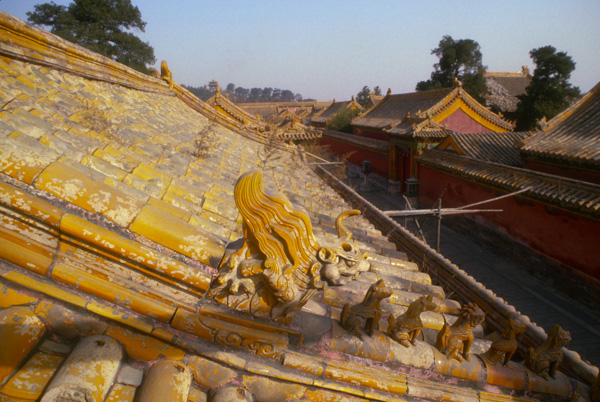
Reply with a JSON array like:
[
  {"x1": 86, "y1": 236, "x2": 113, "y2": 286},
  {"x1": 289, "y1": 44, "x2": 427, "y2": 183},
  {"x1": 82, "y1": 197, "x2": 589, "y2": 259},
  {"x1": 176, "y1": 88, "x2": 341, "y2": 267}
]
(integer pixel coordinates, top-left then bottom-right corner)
[
  {"x1": 0, "y1": 10, "x2": 594, "y2": 401},
  {"x1": 521, "y1": 81, "x2": 600, "y2": 170}
]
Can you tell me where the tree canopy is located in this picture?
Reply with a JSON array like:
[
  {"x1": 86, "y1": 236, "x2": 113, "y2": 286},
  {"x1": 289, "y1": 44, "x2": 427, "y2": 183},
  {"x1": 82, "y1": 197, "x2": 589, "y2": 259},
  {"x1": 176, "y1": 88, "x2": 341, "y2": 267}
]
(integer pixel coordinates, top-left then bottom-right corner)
[
  {"x1": 356, "y1": 85, "x2": 382, "y2": 108},
  {"x1": 27, "y1": 0, "x2": 156, "y2": 74},
  {"x1": 416, "y1": 35, "x2": 487, "y2": 103},
  {"x1": 514, "y1": 46, "x2": 580, "y2": 131},
  {"x1": 326, "y1": 106, "x2": 361, "y2": 133}
]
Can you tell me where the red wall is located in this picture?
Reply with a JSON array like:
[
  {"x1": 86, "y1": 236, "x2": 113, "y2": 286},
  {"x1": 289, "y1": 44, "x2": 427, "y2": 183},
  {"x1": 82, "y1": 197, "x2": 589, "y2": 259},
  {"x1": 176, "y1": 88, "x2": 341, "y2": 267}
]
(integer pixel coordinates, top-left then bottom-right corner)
[
  {"x1": 523, "y1": 159, "x2": 600, "y2": 185},
  {"x1": 353, "y1": 128, "x2": 391, "y2": 141},
  {"x1": 317, "y1": 136, "x2": 389, "y2": 177},
  {"x1": 440, "y1": 108, "x2": 493, "y2": 133},
  {"x1": 418, "y1": 165, "x2": 600, "y2": 279}
]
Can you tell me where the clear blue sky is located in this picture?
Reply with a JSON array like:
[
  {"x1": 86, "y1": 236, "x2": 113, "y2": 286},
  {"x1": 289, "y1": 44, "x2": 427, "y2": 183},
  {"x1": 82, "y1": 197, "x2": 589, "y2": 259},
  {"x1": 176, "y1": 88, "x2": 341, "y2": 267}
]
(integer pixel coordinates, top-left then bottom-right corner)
[{"x1": 2, "y1": 0, "x2": 599, "y2": 101}]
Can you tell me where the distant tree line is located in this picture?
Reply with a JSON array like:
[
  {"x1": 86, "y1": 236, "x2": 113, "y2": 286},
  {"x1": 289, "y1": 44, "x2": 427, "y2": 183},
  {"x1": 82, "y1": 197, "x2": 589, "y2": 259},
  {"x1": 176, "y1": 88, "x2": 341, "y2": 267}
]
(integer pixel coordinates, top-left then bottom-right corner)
[{"x1": 182, "y1": 83, "x2": 312, "y2": 103}]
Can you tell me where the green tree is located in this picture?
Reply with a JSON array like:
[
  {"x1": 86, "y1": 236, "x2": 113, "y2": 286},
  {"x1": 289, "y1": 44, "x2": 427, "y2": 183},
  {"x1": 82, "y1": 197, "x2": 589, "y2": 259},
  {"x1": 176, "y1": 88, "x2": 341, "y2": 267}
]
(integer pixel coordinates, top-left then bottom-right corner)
[
  {"x1": 27, "y1": 0, "x2": 155, "y2": 74},
  {"x1": 416, "y1": 35, "x2": 487, "y2": 103},
  {"x1": 326, "y1": 106, "x2": 361, "y2": 133},
  {"x1": 280, "y1": 90, "x2": 294, "y2": 102},
  {"x1": 514, "y1": 46, "x2": 580, "y2": 131},
  {"x1": 356, "y1": 86, "x2": 371, "y2": 108},
  {"x1": 181, "y1": 85, "x2": 212, "y2": 101},
  {"x1": 373, "y1": 86, "x2": 382, "y2": 96}
]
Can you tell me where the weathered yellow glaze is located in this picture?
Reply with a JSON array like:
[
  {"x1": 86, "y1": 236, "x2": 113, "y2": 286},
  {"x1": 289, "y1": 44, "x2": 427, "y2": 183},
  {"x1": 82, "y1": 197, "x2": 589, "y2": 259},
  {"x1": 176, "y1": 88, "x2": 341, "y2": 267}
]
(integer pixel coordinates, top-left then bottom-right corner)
[
  {"x1": 135, "y1": 360, "x2": 191, "y2": 402},
  {"x1": 0, "y1": 137, "x2": 58, "y2": 184},
  {"x1": 0, "y1": 181, "x2": 64, "y2": 227},
  {"x1": 130, "y1": 205, "x2": 226, "y2": 266},
  {"x1": 52, "y1": 263, "x2": 177, "y2": 322},
  {"x1": 123, "y1": 173, "x2": 166, "y2": 198},
  {"x1": 185, "y1": 355, "x2": 238, "y2": 389},
  {"x1": 131, "y1": 163, "x2": 173, "y2": 190},
  {"x1": 483, "y1": 360, "x2": 526, "y2": 390},
  {"x1": 105, "y1": 384, "x2": 136, "y2": 402},
  {"x1": 432, "y1": 348, "x2": 486, "y2": 382},
  {"x1": 60, "y1": 213, "x2": 212, "y2": 291},
  {"x1": 172, "y1": 309, "x2": 288, "y2": 358},
  {"x1": 0, "y1": 283, "x2": 37, "y2": 308},
  {"x1": 147, "y1": 196, "x2": 192, "y2": 222},
  {"x1": 282, "y1": 352, "x2": 325, "y2": 376},
  {"x1": 104, "y1": 326, "x2": 185, "y2": 361},
  {"x1": 0, "y1": 307, "x2": 47, "y2": 385},
  {"x1": 0, "y1": 352, "x2": 64, "y2": 399},
  {"x1": 2, "y1": 271, "x2": 87, "y2": 307},
  {"x1": 0, "y1": 236, "x2": 53, "y2": 275},
  {"x1": 94, "y1": 146, "x2": 140, "y2": 172},
  {"x1": 35, "y1": 161, "x2": 144, "y2": 227},
  {"x1": 324, "y1": 360, "x2": 408, "y2": 395},
  {"x1": 86, "y1": 302, "x2": 153, "y2": 334},
  {"x1": 80, "y1": 154, "x2": 128, "y2": 181},
  {"x1": 41, "y1": 335, "x2": 122, "y2": 402},
  {"x1": 243, "y1": 375, "x2": 307, "y2": 401},
  {"x1": 151, "y1": 327, "x2": 175, "y2": 342}
]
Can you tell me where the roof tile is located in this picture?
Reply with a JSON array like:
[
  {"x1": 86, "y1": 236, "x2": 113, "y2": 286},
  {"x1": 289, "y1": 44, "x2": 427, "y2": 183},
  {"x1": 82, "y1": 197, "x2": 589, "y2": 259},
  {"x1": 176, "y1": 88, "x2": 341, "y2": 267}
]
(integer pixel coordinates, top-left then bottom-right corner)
[{"x1": 130, "y1": 204, "x2": 226, "y2": 266}]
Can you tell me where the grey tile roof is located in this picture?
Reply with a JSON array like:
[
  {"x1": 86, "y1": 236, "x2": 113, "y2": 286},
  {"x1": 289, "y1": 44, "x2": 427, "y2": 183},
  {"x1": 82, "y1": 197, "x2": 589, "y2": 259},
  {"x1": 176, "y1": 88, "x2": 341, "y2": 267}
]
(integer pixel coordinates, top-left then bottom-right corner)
[
  {"x1": 521, "y1": 82, "x2": 600, "y2": 169},
  {"x1": 439, "y1": 132, "x2": 531, "y2": 166}
]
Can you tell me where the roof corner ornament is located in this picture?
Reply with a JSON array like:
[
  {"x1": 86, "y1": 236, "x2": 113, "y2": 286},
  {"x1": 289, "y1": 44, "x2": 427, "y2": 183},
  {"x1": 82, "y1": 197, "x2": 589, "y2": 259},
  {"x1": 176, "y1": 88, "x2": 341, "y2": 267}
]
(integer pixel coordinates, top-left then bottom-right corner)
[
  {"x1": 207, "y1": 171, "x2": 370, "y2": 322},
  {"x1": 453, "y1": 77, "x2": 462, "y2": 88},
  {"x1": 341, "y1": 279, "x2": 391, "y2": 337},
  {"x1": 436, "y1": 302, "x2": 485, "y2": 362},
  {"x1": 160, "y1": 60, "x2": 174, "y2": 90},
  {"x1": 386, "y1": 88, "x2": 392, "y2": 96},
  {"x1": 482, "y1": 315, "x2": 526, "y2": 366},
  {"x1": 538, "y1": 116, "x2": 549, "y2": 131},
  {"x1": 522, "y1": 65, "x2": 530, "y2": 76},
  {"x1": 148, "y1": 67, "x2": 160, "y2": 79},
  {"x1": 388, "y1": 294, "x2": 438, "y2": 347},
  {"x1": 524, "y1": 324, "x2": 571, "y2": 381}
]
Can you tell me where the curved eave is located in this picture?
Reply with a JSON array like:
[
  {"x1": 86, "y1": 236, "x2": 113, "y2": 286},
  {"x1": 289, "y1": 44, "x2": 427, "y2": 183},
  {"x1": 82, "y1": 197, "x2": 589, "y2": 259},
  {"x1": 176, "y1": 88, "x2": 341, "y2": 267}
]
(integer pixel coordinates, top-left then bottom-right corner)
[{"x1": 540, "y1": 82, "x2": 600, "y2": 132}]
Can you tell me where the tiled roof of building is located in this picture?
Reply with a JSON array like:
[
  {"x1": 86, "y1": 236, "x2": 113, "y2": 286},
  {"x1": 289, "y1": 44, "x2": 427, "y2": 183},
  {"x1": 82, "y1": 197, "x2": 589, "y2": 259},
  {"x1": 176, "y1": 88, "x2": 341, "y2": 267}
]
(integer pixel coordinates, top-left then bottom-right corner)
[
  {"x1": 205, "y1": 85, "x2": 268, "y2": 132},
  {"x1": 364, "y1": 93, "x2": 385, "y2": 109},
  {"x1": 353, "y1": 85, "x2": 514, "y2": 134},
  {"x1": 269, "y1": 112, "x2": 322, "y2": 141},
  {"x1": 385, "y1": 116, "x2": 454, "y2": 140},
  {"x1": 418, "y1": 150, "x2": 600, "y2": 218},
  {"x1": 0, "y1": 11, "x2": 595, "y2": 401},
  {"x1": 352, "y1": 88, "x2": 454, "y2": 130},
  {"x1": 310, "y1": 97, "x2": 364, "y2": 125},
  {"x1": 240, "y1": 101, "x2": 332, "y2": 121},
  {"x1": 437, "y1": 132, "x2": 531, "y2": 166},
  {"x1": 520, "y1": 81, "x2": 600, "y2": 169},
  {"x1": 485, "y1": 68, "x2": 532, "y2": 113}
]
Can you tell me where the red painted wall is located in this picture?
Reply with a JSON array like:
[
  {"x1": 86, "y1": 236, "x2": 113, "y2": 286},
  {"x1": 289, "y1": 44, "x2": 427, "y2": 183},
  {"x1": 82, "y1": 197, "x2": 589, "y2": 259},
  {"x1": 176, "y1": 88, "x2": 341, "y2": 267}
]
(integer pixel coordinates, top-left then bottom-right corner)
[
  {"x1": 523, "y1": 159, "x2": 600, "y2": 185},
  {"x1": 353, "y1": 128, "x2": 391, "y2": 141},
  {"x1": 418, "y1": 165, "x2": 600, "y2": 279},
  {"x1": 439, "y1": 108, "x2": 493, "y2": 133},
  {"x1": 317, "y1": 136, "x2": 389, "y2": 177}
]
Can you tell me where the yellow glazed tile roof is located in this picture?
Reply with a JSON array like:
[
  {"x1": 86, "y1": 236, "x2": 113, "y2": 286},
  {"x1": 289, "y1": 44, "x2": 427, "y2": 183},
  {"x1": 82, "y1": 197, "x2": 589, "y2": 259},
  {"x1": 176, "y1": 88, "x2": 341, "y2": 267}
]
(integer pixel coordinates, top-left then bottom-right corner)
[{"x1": 0, "y1": 10, "x2": 594, "y2": 402}]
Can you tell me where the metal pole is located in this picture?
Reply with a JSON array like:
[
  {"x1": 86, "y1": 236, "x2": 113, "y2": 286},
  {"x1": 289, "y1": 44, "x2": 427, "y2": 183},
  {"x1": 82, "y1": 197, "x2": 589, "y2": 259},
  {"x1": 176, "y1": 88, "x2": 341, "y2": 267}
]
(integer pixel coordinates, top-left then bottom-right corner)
[
  {"x1": 457, "y1": 187, "x2": 532, "y2": 210},
  {"x1": 436, "y1": 198, "x2": 442, "y2": 252}
]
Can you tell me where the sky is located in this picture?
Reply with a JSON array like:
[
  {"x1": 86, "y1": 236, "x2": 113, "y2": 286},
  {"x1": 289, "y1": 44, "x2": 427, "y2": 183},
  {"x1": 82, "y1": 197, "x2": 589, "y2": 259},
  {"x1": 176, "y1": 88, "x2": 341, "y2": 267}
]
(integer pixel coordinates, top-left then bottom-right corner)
[{"x1": 2, "y1": 0, "x2": 600, "y2": 101}]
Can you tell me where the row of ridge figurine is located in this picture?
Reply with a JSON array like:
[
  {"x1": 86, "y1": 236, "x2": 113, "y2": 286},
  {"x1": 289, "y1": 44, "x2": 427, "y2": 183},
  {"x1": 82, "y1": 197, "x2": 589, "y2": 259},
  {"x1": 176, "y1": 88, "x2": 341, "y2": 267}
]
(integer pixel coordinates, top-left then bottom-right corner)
[{"x1": 340, "y1": 279, "x2": 572, "y2": 382}]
